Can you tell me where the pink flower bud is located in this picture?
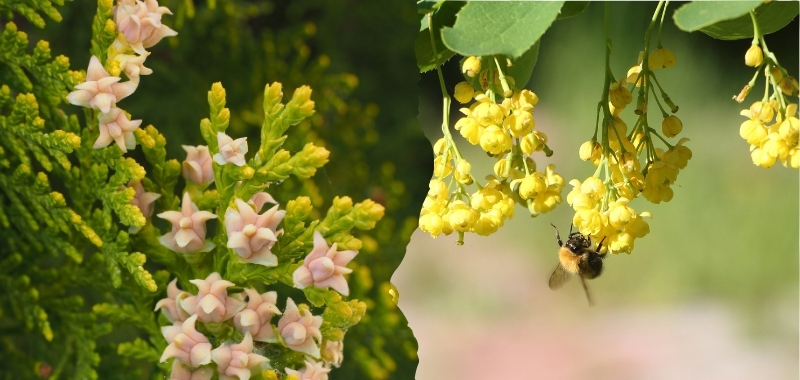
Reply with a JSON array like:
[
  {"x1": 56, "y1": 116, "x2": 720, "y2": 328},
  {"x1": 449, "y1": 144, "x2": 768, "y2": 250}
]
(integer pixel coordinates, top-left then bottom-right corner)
[
  {"x1": 160, "y1": 315, "x2": 212, "y2": 368},
  {"x1": 157, "y1": 193, "x2": 216, "y2": 254},
  {"x1": 292, "y1": 232, "x2": 357, "y2": 296},
  {"x1": 67, "y1": 56, "x2": 136, "y2": 113},
  {"x1": 114, "y1": 0, "x2": 178, "y2": 55},
  {"x1": 233, "y1": 288, "x2": 281, "y2": 342},
  {"x1": 225, "y1": 198, "x2": 285, "y2": 266},
  {"x1": 277, "y1": 298, "x2": 322, "y2": 357},
  {"x1": 213, "y1": 132, "x2": 248, "y2": 166},
  {"x1": 154, "y1": 278, "x2": 192, "y2": 324},
  {"x1": 210, "y1": 333, "x2": 269, "y2": 380},
  {"x1": 182, "y1": 145, "x2": 214, "y2": 186},
  {"x1": 180, "y1": 272, "x2": 244, "y2": 324},
  {"x1": 285, "y1": 360, "x2": 331, "y2": 380}
]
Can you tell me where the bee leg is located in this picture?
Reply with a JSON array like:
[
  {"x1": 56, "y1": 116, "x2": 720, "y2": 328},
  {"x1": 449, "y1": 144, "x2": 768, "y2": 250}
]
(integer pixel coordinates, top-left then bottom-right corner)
[
  {"x1": 596, "y1": 236, "x2": 607, "y2": 257},
  {"x1": 580, "y1": 275, "x2": 594, "y2": 307},
  {"x1": 550, "y1": 223, "x2": 563, "y2": 247}
]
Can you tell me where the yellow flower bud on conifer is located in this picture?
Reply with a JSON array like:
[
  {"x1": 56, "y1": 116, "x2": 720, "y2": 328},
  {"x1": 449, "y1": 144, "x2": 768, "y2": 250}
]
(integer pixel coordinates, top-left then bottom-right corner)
[
  {"x1": 462, "y1": 56, "x2": 481, "y2": 78},
  {"x1": 744, "y1": 44, "x2": 763, "y2": 67},
  {"x1": 661, "y1": 115, "x2": 682, "y2": 138},
  {"x1": 454, "y1": 82, "x2": 474, "y2": 104}
]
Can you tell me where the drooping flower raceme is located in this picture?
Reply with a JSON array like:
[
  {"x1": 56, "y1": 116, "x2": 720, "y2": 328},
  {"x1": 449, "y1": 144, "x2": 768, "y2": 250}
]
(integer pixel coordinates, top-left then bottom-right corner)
[
  {"x1": 182, "y1": 145, "x2": 214, "y2": 186},
  {"x1": 277, "y1": 298, "x2": 323, "y2": 357},
  {"x1": 292, "y1": 231, "x2": 357, "y2": 296},
  {"x1": 210, "y1": 333, "x2": 269, "y2": 380},
  {"x1": 233, "y1": 288, "x2": 281, "y2": 342},
  {"x1": 114, "y1": 0, "x2": 178, "y2": 54},
  {"x1": 95, "y1": 107, "x2": 142, "y2": 152},
  {"x1": 225, "y1": 197, "x2": 285, "y2": 266},
  {"x1": 66, "y1": 56, "x2": 136, "y2": 113},
  {"x1": 214, "y1": 132, "x2": 248, "y2": 166},
  {"x1": 285, "y1": 360, "x2": 331, "y2": 380},
  {"x1": 157, "y1": 192, "x2": 217, "y2": 254},
  {"x1": 180, "y1": 272, "x2": 245, "y2": 324}
]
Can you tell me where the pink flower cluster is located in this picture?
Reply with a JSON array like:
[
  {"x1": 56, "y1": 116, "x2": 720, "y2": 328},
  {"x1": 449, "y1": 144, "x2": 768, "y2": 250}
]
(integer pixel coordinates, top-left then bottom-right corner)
[
  {"x1": 155, "y1": 273, "x2": 332, "y2": 379},
  {"x1": 66, "y1": 0, "x2": 177, "y2": 153}
]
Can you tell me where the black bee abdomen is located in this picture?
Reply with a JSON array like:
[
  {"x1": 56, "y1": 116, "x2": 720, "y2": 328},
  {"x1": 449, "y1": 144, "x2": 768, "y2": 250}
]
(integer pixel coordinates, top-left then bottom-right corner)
[{"x1": 580, "y1": 253, "x2": 604, "y2": 279}]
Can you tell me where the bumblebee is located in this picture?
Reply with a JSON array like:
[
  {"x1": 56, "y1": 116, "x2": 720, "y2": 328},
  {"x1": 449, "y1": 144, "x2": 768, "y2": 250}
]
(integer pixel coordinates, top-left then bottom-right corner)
[{"x1": 548, "y1": 223, "x2": 606, "y2": 306}]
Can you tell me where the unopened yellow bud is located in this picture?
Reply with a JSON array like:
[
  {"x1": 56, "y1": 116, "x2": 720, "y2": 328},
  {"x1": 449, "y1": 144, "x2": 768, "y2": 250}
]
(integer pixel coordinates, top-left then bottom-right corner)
[
  {"x1": 503, "y1": 109, "x2": 534, "y2": 137},
  {"x1": 518, "y1": 173, "x2": 546, "y2": 199},
  {"x1": 661, "y1": 115, "x2": 683, "y2": 138},
  {"x1": 433, "y1": 138, "x2": 447, "y2": 156},
  {"x1": 462, "y1": 56, "x2": 481, "y2": 78},
  {"x1": 433, "y1": 155, "x2": 452, "y2": 178},
  {"x1": 744, "y1": 44, "x2": 763, "y2": 67},
  {"x1": 454, "y1": 82, "x2": 475, "y2": 104}
]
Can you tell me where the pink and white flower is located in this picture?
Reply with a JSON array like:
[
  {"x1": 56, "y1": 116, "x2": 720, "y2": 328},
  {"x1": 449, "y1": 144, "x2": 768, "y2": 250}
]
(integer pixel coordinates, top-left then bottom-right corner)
[
  {"x1": 321, "y1": 340, "x2": 344, "y2": 368},
  {"x1": 210, "y1": 333, "x2": 269, "y2": 380},
  {"x1": 213, "y1": 132, "x2": 248, "y2": 166},
  {"x1": 182, "y1": 145, "x2": 214, "y2": 186},
  {"x1": 285, "y1": 360, "x2": 331, "y2": 380},
  {"x1": 292, "y1": 232, "x2": 357, "y2": 296},
  {"x1": 160, "y1": 315, "x2": 212, "y2": 368},
  {"x1": 114, "y1": 0, "x2": 178, "y2": 54},
  {"x1": 128, "y1": 180, "x2": 160, "y2": 221},
  {"x1": 157, "y1": 193, "x2": 216, "y2": 254},
  {"x1": 95, "y1": 107, "x2": 141, "y2": 152},
  {"x1": 154, "y1": 278, "x2": 192, "y2": 324},
  {"x1": 67, "y1": 56, "x2": 136, "y2": 113},
  {"x1": 169, "y1": 361, "x2": 212, "y2": 380},
  {"x1": 113, "y1": 52, "x2": 153, "y2": 84},
  {"x1": 180, "y1": 272, "x2": 244, "y2": 324},
  {"x1": 225, "y1": 198, "x2": 285, "y2": 266},
  {"x1": 277, "y1": 298, "x2": 322, "y2": 357},
  {"x1": 233, "y1": 288, "x2": 281, "y2": 342}
]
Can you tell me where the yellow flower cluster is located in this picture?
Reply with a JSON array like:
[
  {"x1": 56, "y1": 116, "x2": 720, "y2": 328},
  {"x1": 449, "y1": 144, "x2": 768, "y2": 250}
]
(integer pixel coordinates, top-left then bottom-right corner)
[
  {"x1": 740, "y1": 101, "x2": 800, "y2": 168},
  {"x1": 567, "y1": 177, "x2": 651, "y2": 254},
  {"x1": 419, "y1": 58, "x2": 566, "y2": 243}
]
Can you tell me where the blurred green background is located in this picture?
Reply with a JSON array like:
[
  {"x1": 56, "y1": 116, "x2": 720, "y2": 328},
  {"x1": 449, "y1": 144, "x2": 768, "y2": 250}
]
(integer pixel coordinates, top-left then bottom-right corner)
[{"x1": 398, "y1": 2, "x2": 799, "y2": 379}]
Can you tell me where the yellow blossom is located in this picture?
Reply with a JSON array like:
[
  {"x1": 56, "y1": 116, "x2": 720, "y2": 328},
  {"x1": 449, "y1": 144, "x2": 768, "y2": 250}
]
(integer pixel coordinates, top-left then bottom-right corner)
[
  {"x1": 648, "y1": 47, "x2": 677, "y2": 69},
  {"x1": 520, "y1": 132, "x2": 545, "y2": 156},
  {"x1": 518, "y1": 172, "x2": 546, "y2": 200},
  {"x1": 608, "y1": 232, "x2": 635, "y2": 254},
  {"x1": 462, "y1": 56, "x2": 481, "y2": 78},
  {"x1": 472, "y1": 100, "x2": 505, "y2": 127},
  {"x1": 433, "y1": 155, "x2": 452, "y2": 177},
  {"x1": 609, "y1": 79, "x2": 632, "y2": 109},
  {"x1": 744, "y1": 45, "x2": 763, "y2": 67},
  {"x1": 454, "y1": 159, "x2": 472, "y2": 185},
  {"x1": 419, "y1": 213, "x2": 445, "y2": 237},
  {"x1": 427, "y1": 179, "x2": 448, "y2": 201},
  {"x1": 625, "y1": 212, "x2": 651, "y2": 238},
  {"x1": 471, "y1": 187, "x2": 503, "y2": 210},
  {"x1": 661, "y1": 115, "x2": 682, "y2": 138},
  {"x1": 433, "y1": 138, "x2": 447, "y2": 156},
  {"x1": 607, "y1": 198, "x2": 634, "y2": 230},
  {"x1": 473, "y1": 214, "x2": 500, "y2": 236},
  {"x1": 479, "y1": 125, "x2": 512, "y2": 155},
  {"x1": 573, "y1": 208, "x2": 604, "y2": 236},
  {"x1": 446, "y1": 201, "x2": 479, "y2": 232},
  {"x1": 454, "y1": 116, "x2": 483, "y2": 145},
  {"x1": 503, "y1": 109, "x2": 535, "y2": 137},
  {"x1": 580, "y1": 176, "x2": 605, "y2": 200},
  {"x1": 454, "y1": 82, "x2": 474, "y2": 104}
]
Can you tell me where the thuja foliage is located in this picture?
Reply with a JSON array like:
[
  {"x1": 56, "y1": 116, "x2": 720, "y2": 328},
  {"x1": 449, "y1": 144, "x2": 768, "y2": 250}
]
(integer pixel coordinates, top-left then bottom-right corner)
[
  {"x1": 416, "y1": 1, "x2": 798, "y2": 255},
  {"x1": 0, "y1": 0, "x2": 422, "y2": 379}
]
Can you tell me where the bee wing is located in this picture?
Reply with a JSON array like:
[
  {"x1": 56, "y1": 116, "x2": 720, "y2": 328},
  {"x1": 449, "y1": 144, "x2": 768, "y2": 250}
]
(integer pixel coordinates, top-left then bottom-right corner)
[
  {"x1": 548, "y1": 263, "x2": 571, "y2": 290},
  {"x1": 579, "y1": 275, "x2": 595, "y2": 307}
]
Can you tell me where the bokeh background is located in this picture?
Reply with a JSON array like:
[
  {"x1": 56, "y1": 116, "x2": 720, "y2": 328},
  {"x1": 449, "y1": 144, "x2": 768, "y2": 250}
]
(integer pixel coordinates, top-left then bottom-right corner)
[{"x1": 396, "y1": 3, "x2": 799, "y2": 380}]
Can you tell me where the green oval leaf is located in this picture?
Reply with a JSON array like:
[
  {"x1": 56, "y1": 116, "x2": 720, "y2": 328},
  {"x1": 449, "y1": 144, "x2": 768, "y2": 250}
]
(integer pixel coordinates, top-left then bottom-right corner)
[
  {"x1": 673, "y1": 1, "x2": 762, "y2": 32},
  {"x1": 699, "y1": 1, "x2": 799, "y2": 40},
  {"x1": 441, "y1": 1, "x2": 564, "y2": 58}
]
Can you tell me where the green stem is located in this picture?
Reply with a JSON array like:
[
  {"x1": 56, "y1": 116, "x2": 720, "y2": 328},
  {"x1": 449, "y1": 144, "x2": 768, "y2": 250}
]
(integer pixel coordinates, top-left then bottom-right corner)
[{"x1": 656, "y1": 1, "x2": 669, "y2": 47}]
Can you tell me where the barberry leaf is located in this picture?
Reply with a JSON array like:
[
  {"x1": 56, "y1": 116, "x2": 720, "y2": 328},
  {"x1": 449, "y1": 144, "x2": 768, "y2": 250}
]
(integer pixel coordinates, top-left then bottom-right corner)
[
  {"x1": 440, "y1": 1, "x2": 563, "y2": 58},
  {"x1": 416, "y1": 1, "x2": 464, "y2": 72},
  {"x1": 556, "y1": 1, "x2": 590, "y2": 20},
  {"x1": 673, "y1": 1, "x2": 797, "y2": 40}
]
